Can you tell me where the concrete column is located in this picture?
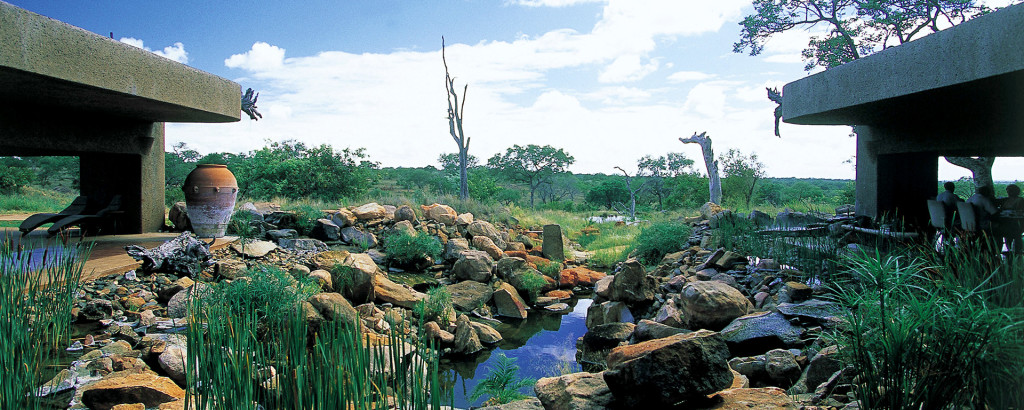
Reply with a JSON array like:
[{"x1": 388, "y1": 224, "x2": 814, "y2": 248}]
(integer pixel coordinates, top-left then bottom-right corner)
[
  {"x1": 854, "y1": 126, "x2": 937, "y2": 227},
  {"x1": 79, "y1": 123, "x2": 165, "y2": 234}
]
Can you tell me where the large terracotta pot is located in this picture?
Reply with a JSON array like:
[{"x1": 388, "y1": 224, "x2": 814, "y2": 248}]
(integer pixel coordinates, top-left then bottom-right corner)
[{"x1": 183, "y1": 164, "x2": 238, "y2": 238}]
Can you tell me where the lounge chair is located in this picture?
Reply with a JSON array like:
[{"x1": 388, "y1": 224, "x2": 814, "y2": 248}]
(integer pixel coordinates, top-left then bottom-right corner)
[
  {"x1": 47, "y1": 195, "x2": 122, "y2": 236},
  {"x1": 18, "y1": 195, "x2": 88, "y2": 236}
]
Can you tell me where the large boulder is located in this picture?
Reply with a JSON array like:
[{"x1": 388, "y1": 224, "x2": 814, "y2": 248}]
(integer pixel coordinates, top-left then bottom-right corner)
[
  {"x1": 585, "y1": 301, "x2": 632, "y2": 329},
  {"x1": 341, "y1": 226, "x2": 378, "y2": 248},
  {"x1": 327, "y1": 252, "x2": 381, "y2": 304},
  {"x1": 603, "y1": 330, "x2": 733, "y2": 406},
  {"x1": 609, "y1": 259, "x2": 656, "y2": 304},
  {"x1": 472, "y1": 236, "x2": 505, "y2": 261},
  {"x1": 331, "y1": 208, "x2": 356, "y2": 228},
  {"x1": 373, "y1": 275, "x2": 425, "y2": 309},
  {"x1": 394, "y1": 205, "x2": 417, "y2": 222},
  {"x1": 352, "y1": 203, "x2": 387, "y2": 220},
  {"x1": 444, "y1": 238, "x2": 471, "y2": 262},
  {"x1": 453, "y1": 314, "x2": 484, "y2": 354},
  {"x1": 676, "y1": 281, "x2": 752, "y2": 331},
  {"x1": 541, "y1": 224, "x2": 564, "y2": 261},
  {"x1": 307, "y1": 293, "x2": 359, "y2": 326},
  {"x1": 558, "y1": 267, "x2": 606, "y2": 289},
  {"x1": 157, "y1": 346, "x2": 186, "y2": 384},
  {"x1": 469, "y1": 321, "x2": 503, "y2": 344},
  {"x1": 789, "y1": 345, "x2": 842, "y2": 394},
  {"x1": 706, "y1": 387, "x2": 798, "y2": 409},
  {"x1": 168, "y1": 202, "x2": 190, "y2": 232},
  {"x1": 310, "y1": 219, "x2": 341, "y2": 242},
  {"x1": 421, "y1": 203, "x2": 457, "y2": 225},
  {"x1": 80, "y1": 371, "x2": 184, "y2": 410},
  {"x1": 700, "y1": 202, "x2": 725, "y2": 220},
  {"x1": 446, "y1": 280, "x2": 494, "y2": 312},
  {"x1": 493, "y1": 282, "x2": 528, "y2": 319},
  {"x1": 467, "y1": 220, "x2": 507, "y2": 250},
  {"x1": 720, "y1": 311, "x2": 804, "y2": 356},
  {"x1": 453, "y1": 250, "x2": 494, "y2": 283},
  {"x1": 582, "y1": 322, "x2": 636, "y2": 350},
  {"x1": 534, "y1": 372, "x2": 614, "y2": 410},
  {"x1": 632, "y1": 319, "x2": 689, "y2": 343}
]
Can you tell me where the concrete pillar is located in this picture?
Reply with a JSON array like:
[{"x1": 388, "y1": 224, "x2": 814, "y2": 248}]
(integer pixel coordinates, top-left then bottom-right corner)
[
  {"x1": 78, "y1": 123, "x2": 165, "y2": 234},
  {"x1": 854, "y1": 126, "x2": 937, "y2": 227}
]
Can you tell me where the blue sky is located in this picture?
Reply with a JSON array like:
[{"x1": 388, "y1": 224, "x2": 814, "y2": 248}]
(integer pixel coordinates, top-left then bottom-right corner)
[{"x1": 10, "y1": 0, "x2": 1019, "y2": 180}]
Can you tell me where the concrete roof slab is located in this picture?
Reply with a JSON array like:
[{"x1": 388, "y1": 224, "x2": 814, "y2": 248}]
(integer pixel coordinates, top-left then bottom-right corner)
[
  {"x1": 0, "y1": 1, "x2": 240, "y2": 123},
  {"x1": 781, "y1": 3, "x2": 1024, "y2": 127}
]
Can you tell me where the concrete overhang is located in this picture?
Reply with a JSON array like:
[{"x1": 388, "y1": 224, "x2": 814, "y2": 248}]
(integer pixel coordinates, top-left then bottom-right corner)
[
  {"x1": 781, "y1": 3, "x2": 1024, "y2": 133},
  {"x1": 0, "y1": 1, "x2": 240, "y2": 123}
]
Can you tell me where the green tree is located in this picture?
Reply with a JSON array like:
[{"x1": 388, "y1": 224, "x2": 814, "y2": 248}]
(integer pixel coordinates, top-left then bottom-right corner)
[
  {"x1": 487, "y1": 144, "x2": 575, "y2": 207},
  {"x1": 720, "y1": 148, "x2": 766, "y2": 208},
  {"x1": 231, "y1": 140, "x2": 378, "y2": 201},
  {"x1": 586, "y1": 179, "x2": 628, "y2": 209},
  {"x1": 637, "y1": 153, "x2": 695, "y2": 210}
]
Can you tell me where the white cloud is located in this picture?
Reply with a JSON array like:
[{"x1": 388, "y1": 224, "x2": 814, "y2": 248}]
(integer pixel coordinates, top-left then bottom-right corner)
[
  {"x1": 667, "y1": 70, "x2": 715, "y2": 83},
  {"x1": 225, "y1": 42, "x2": 286, "y2": 71},
  {"x1": 598, "y1": 55, "x2": 659, "y2": 83},
  {"x1": 119, "y1": 37, "x2": 189, "y2": 64},
  {"x1": 510, "y1": 0, "x2": 605, "y2": 6},
  {"x1": 582, "y1": 86, "x2": 651, "y2": 105}
]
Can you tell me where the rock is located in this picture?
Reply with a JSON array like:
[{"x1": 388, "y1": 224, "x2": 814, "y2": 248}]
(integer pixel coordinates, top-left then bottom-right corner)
[
  {"x1": 80, "y1": 371, "x2": 184, "y2": 410},
  {"x1": 477, "y1": 397, "x2": 544, "y2": 410},
  {"x1": 700, "y1": 202, "x2": 725, "y2": 220},
  {"x1": 720, "y1": 311, "x2": 804, "y2": 356},
  {"x1": 469, "y1": 321, "x2": 503, "y2": 344},
  {"x1": 541, "y1": 224, "x2": 564, "y2": 261},
  {"x1": 543, "y1": 303, "x2": 570, "y2": 312},
  {"x1": 582, "y1": 322, "x2": 636, "y2": 350},
  {"x1": 139, "y1": 310, "x2": 157, "y2": 327},
  {"x1": 168, "y1": 202, "x2": 190, "y2": 231},
  {"x1": 80, "y1": 299, "x2": 114, "y2": 321},
  {"x1": 353, "y1": 203, "x2": 387, "y2": 220},
  {"x1": 709, "y1": 250, "x2": 747, "y2": 270},
  {"x1": 472, "y1": 236, "x2": 505, "y2": 261},
  {"x1": 265, "y1": 228, "x2": 298, "y2": 242},
  {"x1": 307, "y1": 293, "x2": 359, "y2": 326},
  {"x1": 310, "y1": 219, "x2": 341, "y2": 242},
  {"x1": 330, "y1": 252, "x2": 380, "y2": 304},
  {"x1": 603, "y1": 330, "x2": 733, "y2": 406},
  {"x1": 654, "y1": 297, "x2": 685, "y2": 328},
  {"x1": 424, "y1": 321, "x2": 455, "y2": 344},
  {"x1": 662, "y1": 274, "x2": 691, "y2": 293},
  {"x1": 779, "y1": 281, "x2": 813, "y2": 303},
  {"x1": 331, "y1": 208, "x2": 356, "y2": 227},
  {"x1": 467, "y1": 220, "x2": 507, "y2": 250},
  {"x1": 446, "y1": 280, "x2": 494, "y2": 312},
  {"x1": 609, "y1": 259, "x2": 656, "y2": 304},
  {"x1": 158, "y1": 346, "x2": 186, "y2": 384},
  {"x1": 706, "y1": 387, "x2": 798, "y2": 409},
  {"x1": 585, "y1": 301, "x2": 632, "y2": 329},
  {"x1": 455, "y1": 212, "x2": 474, "y2": 226},
  {"x1": 421, "y1": 203, "x2": 457, "y2": 225},
  {"x1": 279, "y1": 238, "x2": 328, "y2": 252},
  {"x1": 711, "y1": 273, "x2": 739, "y2": 289},
  {"x1": 215, "y1": 259, "x2": 247, "y2": 279},
  {"x1": 453, "y1": 315, "x2": 483, "y2": 354},
  {"x1": 765, "y1": 348, "x2": 801, "y2": 387},
  {"x1": 290, "y1": 264, "x2": 312, "y2": 276},
  {"x1": 749, "y1": 210, "x2": 772, "y2": 227},
  {"x1": 776, "y1": 299, "x2": 843, "y2": 324},
  {"x1": 546, "y1": 289, "x2": 572, "y2": 299},
  {"x1": 394, "y1": 205, "x2": 416, "y2": 222},
  {"x1": 166, "y1": 284, "x2": 210, "y2": 319},
  {"x1": 111, "y1": 404, "x2": 145, "y2": 410},
  {"x1": 495, "y1": 257, "x2": 529, "y2": 280},
  {"x1": 755, "y1": 258, "x2": 781, "y2": 270},
  {"x1": 444, "y1": 238, "x2": 471, "y2": 262},
  {"x1": 341, "y1": 226, "x2": 378, "y2": 248},
  {"x1": 558, "y1": 267, "x2": 606, "y2": 289},
  {"x1": 230, "y1": 240, "x2": 277, "y2": 258},
  {"x1": 790, "y1": 345, "x2": 842, "y2": 394},
  {"x1": 373, "y1": 275, "x2": 425, "y2": 309},
  {"x1": 493, "y1": 282, "x2": 528, "y2": 319},
  {"x1": 391, "y1": 220, "x2": 416, "y2": 237},
  {"x1": 453, "y1": 250, "x2": 494, "y2": 282},
  {"x1": 775, "y1": 209, "x2": 827, "y2": 227},
  {"x1": 594, "y1": 275, "x2": 614, "y2": 298},
  {"x1": 534, "y1": 372, "x2": 614, "y2": 410},
  {"x1": 632, "y1": 319, "x2": 688, "y2": 343},
  {"x1": 309, "y1": 269, "x2": 334, "y2": 292},
  {"x1": 677, "y1": 281, "x2": 752, "y2": 331}
]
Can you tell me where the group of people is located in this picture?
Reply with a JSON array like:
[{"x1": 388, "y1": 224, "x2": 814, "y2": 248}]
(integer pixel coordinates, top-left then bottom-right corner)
[{"x1": 937, "y1": 181, "x2": 1024, "y2": 251}]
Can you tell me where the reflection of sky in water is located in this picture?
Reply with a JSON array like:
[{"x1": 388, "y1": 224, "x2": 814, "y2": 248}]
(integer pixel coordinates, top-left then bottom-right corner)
[
  {"x1": 452, "y1": 299, "x2": 591, "y2": 408},
  {"x1": 1, "y1": 246, "x2": 67, "y2": 272}
]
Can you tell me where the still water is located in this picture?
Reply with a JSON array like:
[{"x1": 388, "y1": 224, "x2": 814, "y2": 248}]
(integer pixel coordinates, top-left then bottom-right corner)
[{"x1": 444, "y1": 298, "x2": 592, "y2": 408}]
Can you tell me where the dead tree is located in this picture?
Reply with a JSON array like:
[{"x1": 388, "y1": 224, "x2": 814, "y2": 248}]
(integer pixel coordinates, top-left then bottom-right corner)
[
  {"x1": 679, "y1": 131, "x2": 722, "y2": 205},
  {"x1": 767, "y1": 87, "x2": 782, "y2": 137},
  {"x1": 443, "y1": 37, "x2": 470, "y2": 200},
  {"x1": 945, "y1": 156, "x2": 996, "y2": 189},
  {"x1": 612, "y1": 166, "x2": 645, "y2": 220}
]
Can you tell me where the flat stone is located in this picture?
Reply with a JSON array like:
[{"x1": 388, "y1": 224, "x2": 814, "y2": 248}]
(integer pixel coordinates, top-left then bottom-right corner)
[
  {"x1": 720, "y1": 311, "x2": 804, "y2": 357},
  {"x1": 229, "y1": 240, "x2": 276, "y2": 258},
  {"x1": 446, "y1": 280, "x2": 493, "y2": 312},
  {"x1": 535, "y1": 372, "x2": 613, "y2": 410},
  {"x1": 80, "y1": 371, "x2": 185, "y2": 410}
]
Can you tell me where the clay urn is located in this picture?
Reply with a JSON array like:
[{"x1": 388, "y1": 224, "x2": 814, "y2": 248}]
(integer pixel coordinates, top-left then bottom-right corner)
[{"x1": 182, "y1": 164, "x2": 238, "y2": 238}]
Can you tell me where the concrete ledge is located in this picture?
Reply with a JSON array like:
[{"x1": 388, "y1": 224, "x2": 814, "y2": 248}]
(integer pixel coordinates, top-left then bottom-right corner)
[
  {"x1": 782, "y1": 3, "x2": 1024, "y2": 126},
  {"x1": 0, "y1": 1, "x2": 239, "y2": 123}
]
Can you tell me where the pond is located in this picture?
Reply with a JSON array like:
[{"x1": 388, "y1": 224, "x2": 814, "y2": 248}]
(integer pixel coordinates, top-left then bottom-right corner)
[{"x1": 443, "y1": 298, "x2": 592, "y2": 408}]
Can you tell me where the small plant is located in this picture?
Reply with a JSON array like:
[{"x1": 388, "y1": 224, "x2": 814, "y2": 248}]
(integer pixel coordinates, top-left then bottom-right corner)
[
  {"x1": 516, "y1": 271, "x2": 548, "y2": 303},
  {"x1": 292, "y1": 204, "x2": 323, "y2": 236},
  {"x1": 631, "y1": 220, "x2": 691, "y2": 265},
  {"x1": 414, "y1": 286, "x2": 455, "y2": 327},
  {"x1": 385, "y1": 231, "x2": 443, "y2": 268},
  {"x1": 470, "y1": 353, "x2": 536, "y2": 406},
  {"x1": 227, "y1": 210, "x2": 260, "y2": 239},
  {"x1": 213, "y1": 264, "x2": 320, "y2": 325},
  {"x1": 535, "y1": 260, "x2": 562, "y2": 279}
]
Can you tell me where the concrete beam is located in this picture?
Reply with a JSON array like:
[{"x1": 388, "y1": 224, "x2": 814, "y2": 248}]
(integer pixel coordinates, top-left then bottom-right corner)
[{"x1": 0, "y1": 1, "x2": 240, "y2": 123}]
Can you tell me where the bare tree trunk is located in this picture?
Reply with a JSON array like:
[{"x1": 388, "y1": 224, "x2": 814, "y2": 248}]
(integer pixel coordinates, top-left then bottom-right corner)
[
  {"x1": 680, "y1": 132, "x2": 722, "y2": 205},
  {"x1": 443, "y1": 37, "x2": 470, "y2": 200},
  {"x1": 945, "y1": 156, "x2": 995, "y2": 188},
  {"x1": 614, "y1": 166, "x2": 643, "y2": 220}
]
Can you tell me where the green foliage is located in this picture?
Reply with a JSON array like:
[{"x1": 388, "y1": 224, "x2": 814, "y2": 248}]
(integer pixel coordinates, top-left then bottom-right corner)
[
  {"x1": 0, "y1": 187, "x2": 75, "y2": 214},
  {"x1": 385, "y1": 231, "x2": 443, "y2": 268},
  {"x1": 1, "y1": 241, "x2": 88, "y2": 410},
  {"x1": 487, "y1": 144, "x2": 575, "y2": 207},
  {"x1": 0, "y1": 161, "x2": 35, "y2": 193},
  {"x1": 831, "y1": 248, "x2": 1023, "y2": 409},
  {"x1": 517, "y1": 271, "x2": 549, "y2": 303},
  {"x1": 664, "y1": 172, "x2": 709, "y2": 209},
  {"x1": 720, "y1": 148, "x2": 766, "y2": 209},
  {"x1": 226, "y1": 140, "x2": 379, "y2": 201},
  {"x1": 469, "y1": 353, "x2": 536, "y2": 406},
  {"x1": 414, "y1": 286, "x2": 454, "y2": 327},
  {"x1": 212, "y1": 264, "x2": 321, "y2": 325},
  {"x1": 535, "y1": 260, "x2": 562, "y2": 279},
  {"x1": 227, "y1": 210, "x2": 260, "y2": 239},
  {"x1": 585, "y1": 180, "x2": 628, "y2": 209},
  {"x1": 631, "y1": 221, "x2": 692, "y2": 265},
  {"x1": 734, "y1": 0, "x2": 991, "y2": 71},
  {"x1": 291, "y1": 204, "x2": 324, "y2": 236}
]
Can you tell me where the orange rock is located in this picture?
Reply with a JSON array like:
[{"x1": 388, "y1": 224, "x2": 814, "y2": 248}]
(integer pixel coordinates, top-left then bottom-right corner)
[
  {"x1": 546, "y1": 289, "x2": 573, "y2": 299},
  {"x1": 559, "y1": 267, "x2": 607, "y2": 288},
  {"x1": 80, "y1": 371, "x2": 184, "y2": 410},
  {"x1": 705, "y1": 387, "x2": 798, "y2": 409}
]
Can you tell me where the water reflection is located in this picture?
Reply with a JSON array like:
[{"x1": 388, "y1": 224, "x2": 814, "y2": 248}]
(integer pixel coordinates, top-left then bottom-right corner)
[{"x1": 444, "y1": 298, "x2": 592, "y2": 408}]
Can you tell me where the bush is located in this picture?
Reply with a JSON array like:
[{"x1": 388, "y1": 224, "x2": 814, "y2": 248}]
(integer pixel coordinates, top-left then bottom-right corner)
[
  {"x1": 535, "y1": 260, "x2": 562, "y2": 279},
  {"x1": 631, "y1": 221, "x2": 691, "y2": 264},
  {"x1": 0, "y1": 165, "x2": 33, "y2": 193},
  {"x1": 414, "y1": 286, "x2": 454, "y2": 327},
  {"x1": 214, "y1": 265, "x2": 320, "y2": 325},
  {"x1": 516, "y1": 271, "x2": 548, "y2": 303},
  {"x1": 385, "y1": 231, "x2": 442, "y2": 268},
  {"x1": 291, "y1": 204, "x2": 323, "y2": 236}
]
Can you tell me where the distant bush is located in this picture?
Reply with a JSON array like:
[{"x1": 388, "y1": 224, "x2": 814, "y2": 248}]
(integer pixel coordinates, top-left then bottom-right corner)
[
  {"x1": 385, "y1": 231, "x2": 442, "y2": 268},
  {"x1": 631, "y1": 221, "x2": 691, "y2": 265},
  {"x1": 0, "y1": 165, "x2": 33, "y2": 193}
]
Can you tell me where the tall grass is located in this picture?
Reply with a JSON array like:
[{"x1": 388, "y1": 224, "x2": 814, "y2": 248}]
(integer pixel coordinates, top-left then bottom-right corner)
[
  {"x1": 714, "y1": 215, "x2": 841, "y2": 279},
  {"x1": 829, "y1": 247, "x2": 1024, "y2": 409},
  {"x1": 186, "y1": 264, "x2": 451, "y2": 409},
  {"x1": 0, "y1": 187, "x2": 75, "y2": 214},
  {"x1": 1, "y1": 241, "x2": 88, "y2": 409}
]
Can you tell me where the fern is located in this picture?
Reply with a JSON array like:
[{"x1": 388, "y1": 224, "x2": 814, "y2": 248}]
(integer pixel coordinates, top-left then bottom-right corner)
[{"x1": 470, "y1": 353, "x2": 536, "y2": 405}]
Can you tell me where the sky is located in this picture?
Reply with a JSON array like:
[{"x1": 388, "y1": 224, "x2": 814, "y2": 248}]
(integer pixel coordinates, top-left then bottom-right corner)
[{"x1": 9, "y1": 0, "x2": 1021, "y2": 180}]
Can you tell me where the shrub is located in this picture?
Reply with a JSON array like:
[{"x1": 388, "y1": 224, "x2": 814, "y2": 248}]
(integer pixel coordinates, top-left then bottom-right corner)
[
  {"x1": 470, "y1": 353, "x2": 535, "y2": 406},
  {"x1": 291, "y1": 204, "x2": 323, "y2": 236},
  {"x1": 414, "y1": 286, "x2": 454, "y2": 327},
  {"x1": 385, "y1": 231, "x2": 442, "y2": 268},
  {"x1": 535, "y1": 260, "x2": 562, "y2": 279},
  {"x1": 214, "y1": 265, "x2": 320, "y2": 325},
  {"x1": 517, "y1": 271, "x2": 548, "y2": 303},
  {"x1": 631, "y1": 221, "x2": 691, "y2": 264},
  {"x1": 227, "y1": 210, "x2": 260, "y2": 239}
]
